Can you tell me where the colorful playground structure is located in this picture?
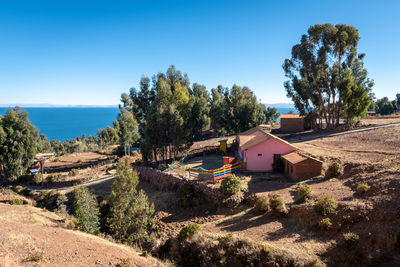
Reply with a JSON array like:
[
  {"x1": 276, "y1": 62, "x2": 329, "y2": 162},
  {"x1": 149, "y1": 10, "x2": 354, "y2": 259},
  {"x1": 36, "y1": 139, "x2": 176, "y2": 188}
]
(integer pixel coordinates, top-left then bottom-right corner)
[
  {"x1": 187, "y1": 161, "x2": 244, "y2": 182},
  {"x1": 167, "y1": 139, "x2": 244, "y2": 182}
]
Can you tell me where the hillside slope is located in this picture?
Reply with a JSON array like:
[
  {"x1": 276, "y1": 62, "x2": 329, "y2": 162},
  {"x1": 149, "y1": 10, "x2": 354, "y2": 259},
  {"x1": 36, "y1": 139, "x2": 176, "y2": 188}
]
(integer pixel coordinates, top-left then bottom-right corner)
[{"x1": 0, "y1": 203, "x2": 163, "y2": 266}]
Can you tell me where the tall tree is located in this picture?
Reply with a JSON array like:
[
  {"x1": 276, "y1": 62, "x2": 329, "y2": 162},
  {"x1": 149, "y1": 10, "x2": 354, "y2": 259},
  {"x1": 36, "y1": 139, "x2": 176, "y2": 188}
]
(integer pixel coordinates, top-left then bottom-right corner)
[
  {"x1": 116, "y1": 109, "x2": 139, "y2": 156},
  {"x1": 97, "y1": 126, "x2": 119, "y2": 148},
  {"x1": 187, "y1": 83, "x2": 211, "y2": 140},
  {"x1": 73, "y1": 187, "x2": 100, "y2": 234},
  {"x1": 107, "y1": 163, "x2": 156, "y2": 248},
  {"x1": 264, "y1": 107, "x2": 280, "y2": 124},
  {"x1": 283, "y1": 23, "x2": 374, "y2": 128},
  {"x1": 0, "y1": 107, "x2": 39, "y2": 181},
  {"x1": 210, "y1": 86, "x2": 228, "y2": 136}
]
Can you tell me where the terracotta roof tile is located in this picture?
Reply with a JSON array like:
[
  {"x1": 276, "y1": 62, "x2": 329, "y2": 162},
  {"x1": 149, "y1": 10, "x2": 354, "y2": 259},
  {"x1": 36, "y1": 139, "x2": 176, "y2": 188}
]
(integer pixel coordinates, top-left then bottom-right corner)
[
  {"x1": 282, "y1": 152, "x2": 322, "y2": 164},
  {"x1": 238, "y1": 127, "x2": 298, "y2": 151},
  {"x1": 280, "y1": 114, "x2": 303, "y2": 119}
]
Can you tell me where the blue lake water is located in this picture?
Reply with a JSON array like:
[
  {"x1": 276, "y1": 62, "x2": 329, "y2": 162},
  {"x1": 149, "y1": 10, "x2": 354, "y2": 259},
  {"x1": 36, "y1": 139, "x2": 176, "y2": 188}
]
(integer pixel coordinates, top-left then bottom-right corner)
[
  {"x1": 0, "y1": 107, "x2": 120, "y2": 141},
  {"x1": 0, "y1": 106, "x2": 296, "y2": 142}
]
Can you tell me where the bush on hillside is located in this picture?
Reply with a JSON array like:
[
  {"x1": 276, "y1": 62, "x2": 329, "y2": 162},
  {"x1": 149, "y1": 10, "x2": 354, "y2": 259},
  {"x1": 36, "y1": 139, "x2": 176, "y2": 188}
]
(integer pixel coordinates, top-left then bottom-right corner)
[
  {"x1": 33, "y1": 173, "x2": 43, "y2": 184},
  {"x1": 296, "y1": 183, "x2": 312, "y2": 202},
  {"x1": 69, "y1": 169, "x2": 79, "y2": 177},
  {"x1": 47, "y1": 174, "x2": 60, "y2": 183},
  {"x1": 326, "y1": 162, "x2": 343, "y2": 177},
  {"x1": 343, "y1": 232, "x2": 359, "y2": 246},
  {"x1": 318, "y1": 218, "x2": 332, "y2": 231},
  {"x1": 178, "y1": 183, "x2": 202, "y2": 207},
  {"x1": 269, "y1": 194, "x2": 287, "y2": 215},
  {"x1": 73, "y1": 187, "x2": 100, "y2": 234},
  {"x1": 220, "y1": 174, "x2": 242, "y2": 196},
  {"x1": 9, "y1": 198, "x2": 24, "y2": 205},
  {"x1": 158, "y1": 163, "x2": 166, "y2": 171},
  {"x1": 178, "y1": 223, "x2": 201, "y2": 241},
  {"x1": 315, "y1": 195, "x2": 337, "y2": 215},
  {"x1": 356, "y1": 183, "x2": 371, "y2": 196},
  {"x1": 254, "y1": 195, "x2": 270, "y2": 213}
]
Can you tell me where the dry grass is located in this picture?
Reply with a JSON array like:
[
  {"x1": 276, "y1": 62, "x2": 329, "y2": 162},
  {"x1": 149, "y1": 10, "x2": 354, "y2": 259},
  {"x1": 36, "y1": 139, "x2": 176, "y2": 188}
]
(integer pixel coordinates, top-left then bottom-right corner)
[
  {"x1": 296, "y1": 125, "x2": 400, "y2": 167},
  {"x1": 0, "y1": 203, "x2": 164, "y2": 266}
]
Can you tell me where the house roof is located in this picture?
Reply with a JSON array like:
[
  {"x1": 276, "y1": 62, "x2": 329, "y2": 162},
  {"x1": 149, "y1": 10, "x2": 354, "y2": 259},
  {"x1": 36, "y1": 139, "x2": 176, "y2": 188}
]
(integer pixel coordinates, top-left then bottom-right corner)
[
  {"x1": 238, "y1": 127, "x2": 298, "y2": 151},
  {"x1": 282, "y1": 152, "x2": 322, "y2": 164},
  {"x1": 280, "y1": 114, "x2": 303, "y2": 119}
]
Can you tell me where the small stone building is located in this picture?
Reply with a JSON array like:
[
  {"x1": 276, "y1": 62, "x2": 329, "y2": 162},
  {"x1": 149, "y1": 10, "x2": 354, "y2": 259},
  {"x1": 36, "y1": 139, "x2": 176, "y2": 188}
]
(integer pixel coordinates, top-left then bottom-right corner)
[
  {"x1": 280, "y1": 114, "x2": 304, "y2": 133},
  {"x1": 281, "y1": 152, "x2": 322, "y2": 181}
]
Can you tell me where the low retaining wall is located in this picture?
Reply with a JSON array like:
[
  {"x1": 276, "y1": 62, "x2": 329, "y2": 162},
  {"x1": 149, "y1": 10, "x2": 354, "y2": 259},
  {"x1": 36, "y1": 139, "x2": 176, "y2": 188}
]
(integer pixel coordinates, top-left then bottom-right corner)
[{"x1": 133, "y1": 166, "x2": 225, "y2": 205}]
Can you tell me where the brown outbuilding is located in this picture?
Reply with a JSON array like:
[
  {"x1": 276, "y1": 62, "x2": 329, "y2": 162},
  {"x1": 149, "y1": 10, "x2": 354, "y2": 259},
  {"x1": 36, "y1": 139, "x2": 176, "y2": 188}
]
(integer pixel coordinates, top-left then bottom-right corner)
[
  {"x1": 281, "y1": 152, "x2": 322, "y2": 181},
  {"x1": 280, "y1": 114, "x2": 304, "y2": 133}
]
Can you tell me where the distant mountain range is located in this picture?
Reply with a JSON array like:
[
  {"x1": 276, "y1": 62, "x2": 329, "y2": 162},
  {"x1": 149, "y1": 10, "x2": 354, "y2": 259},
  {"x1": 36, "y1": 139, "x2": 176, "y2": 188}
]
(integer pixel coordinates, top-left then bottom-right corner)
[
  {"x1": 264, "y1": 103, "x2": 295, "y2": 109},
  {"x1": 0, "y1": 103, "x2": 295, "y2": 109},
  {"x1": 0, "y1": 104, "x2": 119, "y2": 108}
]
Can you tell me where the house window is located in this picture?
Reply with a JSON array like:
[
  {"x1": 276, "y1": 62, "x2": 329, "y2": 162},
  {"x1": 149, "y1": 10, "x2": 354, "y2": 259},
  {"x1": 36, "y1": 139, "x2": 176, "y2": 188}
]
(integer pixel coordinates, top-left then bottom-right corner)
[
  {"x1": 258, "y1": 153, "x2": 262, "y2": 157},
  {"x1": 291, "y1": 165, "x2": 294, "y2": 173}
]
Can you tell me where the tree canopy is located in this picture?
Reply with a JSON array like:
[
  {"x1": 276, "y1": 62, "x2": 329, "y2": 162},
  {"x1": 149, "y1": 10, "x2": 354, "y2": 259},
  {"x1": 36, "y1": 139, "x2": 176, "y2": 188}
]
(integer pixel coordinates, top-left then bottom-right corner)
[
  {"x1": 283, "y1": 23, "x2": 374, "y2": 128},
  {"x1": 0, "y1": 107, "x2": 39, "y2": 181},
  {"x1": 120, "y1": 65, "x2": 267, "y2": 163}
]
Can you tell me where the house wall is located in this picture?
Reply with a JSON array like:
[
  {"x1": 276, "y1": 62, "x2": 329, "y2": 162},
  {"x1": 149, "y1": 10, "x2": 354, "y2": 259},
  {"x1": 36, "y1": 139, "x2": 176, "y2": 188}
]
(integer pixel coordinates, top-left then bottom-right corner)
[
  {"x1": 284, "y1": 158, "x2": 322, "y2": 181},
  {"x1": 280, "y1": 118, "x2": 304, "y2": 133},
  {"x1": 244, "y1": 138, "x2": 297, "y2": 172}
]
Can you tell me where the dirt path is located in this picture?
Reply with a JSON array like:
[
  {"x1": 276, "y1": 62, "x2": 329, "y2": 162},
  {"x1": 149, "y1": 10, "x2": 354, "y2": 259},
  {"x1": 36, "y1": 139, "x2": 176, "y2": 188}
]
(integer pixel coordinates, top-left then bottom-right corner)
[
  {"x1": 287, "y1": 122, "x2": 400, "y2": 142},
  {"x1": 25, "y1": 175, "x2": 115, "y2": 192}
]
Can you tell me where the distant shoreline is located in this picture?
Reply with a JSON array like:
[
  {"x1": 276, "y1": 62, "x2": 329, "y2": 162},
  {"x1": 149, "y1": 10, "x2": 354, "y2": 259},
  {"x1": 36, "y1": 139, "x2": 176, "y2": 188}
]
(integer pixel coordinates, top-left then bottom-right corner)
[{"x1": 0, "y1": 105, "x2": 119, "y2": 108}]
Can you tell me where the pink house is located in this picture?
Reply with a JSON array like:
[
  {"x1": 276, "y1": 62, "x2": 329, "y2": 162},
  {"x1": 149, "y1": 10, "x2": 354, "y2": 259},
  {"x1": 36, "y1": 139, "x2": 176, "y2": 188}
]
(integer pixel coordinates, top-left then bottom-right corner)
[{"x1": 237, "y1": 127, "x2": 298, "y2": 172}]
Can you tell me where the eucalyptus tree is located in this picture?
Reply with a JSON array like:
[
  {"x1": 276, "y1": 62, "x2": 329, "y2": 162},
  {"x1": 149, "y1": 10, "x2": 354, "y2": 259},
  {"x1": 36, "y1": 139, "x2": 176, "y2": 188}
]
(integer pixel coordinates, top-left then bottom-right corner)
[
  {"x1": 264, "y1": 107, "x2": 280, "y2": 124},
  {"x1": 283, "y1": 23, "x2": 374, "y2": 128},
  {"x1": 188, "y1": 83, "x2": 211, "y2": 140},
  {"x1": 0, "y1": 107, "x2": 39, "y2": 181},
  {"x1": 116, "y1": 108, "x2": 139, "y2": 156}
]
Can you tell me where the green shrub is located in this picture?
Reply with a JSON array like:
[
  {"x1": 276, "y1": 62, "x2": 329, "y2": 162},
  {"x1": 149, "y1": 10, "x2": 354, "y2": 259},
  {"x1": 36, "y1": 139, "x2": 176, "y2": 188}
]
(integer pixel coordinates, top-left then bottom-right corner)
[
  {"x1": 56, "y1": 194, "x2": 68, "y2": 212},
  {"x1": 77, "y1": 159, "x2": 82, "y2": 163},
  {"x1": 326, "y1": 162, "x2": 343, "y2": 177},
  {"x1": 315, "y1": 195, "x2": 337, "y2": 215},
  {"x1": 178, "y1": 223, "x2": 200, "y2": 241},
  {"x1": 47, "y1": 174, "x2": 60, "y2": 183},
  {"x1": 69, "y1": 169, "x2": 79, "y2": 177},
  {"x1": 179, "y1": 183, "x2": 202, "y2": 207},
  {"x1": 269, "y1": 194, "x2": 287, "y2": 215},
  {"x1": 318, "y1": 218, "x2": 332, "y2": 231},
  {"x1": 25, "y1": 252, "x2": 43, "y2": 262},
  {"x1": 73, "y1": 187, "x2": 100, "y2": 234},
  {"x1": 297, "y1": 183, "x2": 312, "y2": 202},
  {"x1": 9, "y1": 198, "x2": 24, "y2": 205},
  {"x1": 33, "y1": 173, "x2": 43, "y2": 184},
  {"x1": 158, "y1": 163, "x2": 166, "y2": 171},
  {"x1": 305, "y1": 259, "x2": 326, "y2": 267},
  {"x1": 356, "y1": 183, "x2": 370, "y2": 196},
  {"x1": 254, "y1": 195, "x2": 270, "y2": 212},
  {"x1": 117, "y1": 258, "x2": 132, "y2": 267},
  {"x1": 220, "y1": 174, "x2": 242, "y2": 196},
  {"x1": 343, "y1": 232, "x2": 359, "y2": 246},
  {"x1": 14, "y1": 185, "x2": 27, "y2": 195}
]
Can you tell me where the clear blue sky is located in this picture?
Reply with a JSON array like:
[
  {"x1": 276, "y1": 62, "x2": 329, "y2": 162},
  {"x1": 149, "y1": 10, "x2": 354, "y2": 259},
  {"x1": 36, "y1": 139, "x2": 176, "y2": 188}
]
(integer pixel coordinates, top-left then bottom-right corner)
[{"x1": 0, "y1": 0, "x2": 399, "y2": 106}]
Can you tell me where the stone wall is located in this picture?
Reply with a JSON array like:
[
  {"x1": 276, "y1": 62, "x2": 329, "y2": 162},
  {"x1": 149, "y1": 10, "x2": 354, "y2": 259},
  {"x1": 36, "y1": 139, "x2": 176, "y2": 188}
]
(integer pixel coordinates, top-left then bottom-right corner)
[{"x1": 133, "y1": 166, "x2": 225, "y2": 205}]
